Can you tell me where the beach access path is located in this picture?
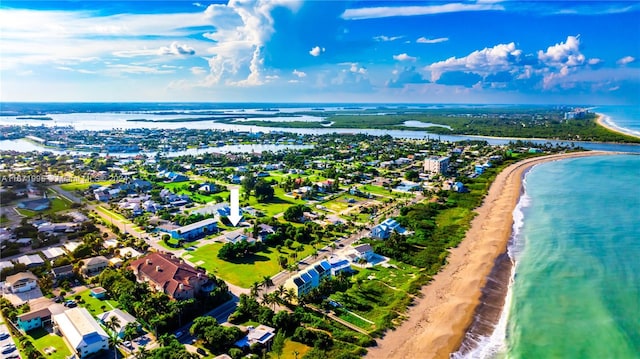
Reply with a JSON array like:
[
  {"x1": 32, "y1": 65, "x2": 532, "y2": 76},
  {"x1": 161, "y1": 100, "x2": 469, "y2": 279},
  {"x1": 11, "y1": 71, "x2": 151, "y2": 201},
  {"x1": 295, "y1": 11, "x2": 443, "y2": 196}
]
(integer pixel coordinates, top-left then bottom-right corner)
[{"x1": 366, "y1": 150, "x2": 617, "y2": 359}]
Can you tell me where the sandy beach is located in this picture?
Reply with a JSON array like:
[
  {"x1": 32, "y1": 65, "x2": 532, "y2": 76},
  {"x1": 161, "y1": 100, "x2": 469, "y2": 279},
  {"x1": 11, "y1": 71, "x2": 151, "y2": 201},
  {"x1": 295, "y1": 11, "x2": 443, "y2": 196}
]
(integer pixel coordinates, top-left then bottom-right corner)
[
  {"x1": 596, "y1": 113, "x2": 640, "y2": 140},
  {"x1": 366, "y1": 150, "x2": 614, "y2": 359}
]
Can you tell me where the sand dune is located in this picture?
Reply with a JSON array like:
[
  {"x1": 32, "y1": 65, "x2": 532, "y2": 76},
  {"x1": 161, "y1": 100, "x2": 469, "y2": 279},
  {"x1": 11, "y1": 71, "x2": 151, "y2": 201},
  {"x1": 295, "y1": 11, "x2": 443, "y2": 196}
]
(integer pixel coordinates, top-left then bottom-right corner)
[{"x1": 366, "y1": 151, "x2": 613, "y2": 359}]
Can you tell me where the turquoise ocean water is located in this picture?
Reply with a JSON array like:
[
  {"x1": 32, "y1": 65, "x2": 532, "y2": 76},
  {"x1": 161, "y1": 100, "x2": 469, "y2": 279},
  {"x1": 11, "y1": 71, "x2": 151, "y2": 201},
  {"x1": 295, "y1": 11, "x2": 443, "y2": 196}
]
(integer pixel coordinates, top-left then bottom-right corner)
[
  {"x1": 460, "y1": 155, "x2": 640, "y2": 358},
  {"x1": 595, "y1": 105, "x2": 640, "y2": 138},
  {"x1": 506, "y1": 155, "x2": 640, "y2": 358}
]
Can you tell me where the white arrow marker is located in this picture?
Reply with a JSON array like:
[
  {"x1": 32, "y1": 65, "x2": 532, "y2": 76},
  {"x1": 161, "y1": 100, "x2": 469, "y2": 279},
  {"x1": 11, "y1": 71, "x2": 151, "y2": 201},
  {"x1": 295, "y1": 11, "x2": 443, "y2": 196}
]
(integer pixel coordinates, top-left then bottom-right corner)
[{"x1": 228, "y1": 187, "x2": 242, "y2": 226}]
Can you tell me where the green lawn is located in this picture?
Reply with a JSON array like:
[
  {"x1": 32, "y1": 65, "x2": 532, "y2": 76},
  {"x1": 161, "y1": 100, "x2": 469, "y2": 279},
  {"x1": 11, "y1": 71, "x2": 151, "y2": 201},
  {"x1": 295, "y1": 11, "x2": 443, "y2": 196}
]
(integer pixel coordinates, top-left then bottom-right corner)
[
  {"x1": 329, "y1": 260, "x2": 427, "y2": 331},
  {"x1": 29, "y1": 328, "x2": 72, "y2": 359},
  {"x1": 16, "y1": 198, "x2": 71, "y2": 218},
  {"x1": 187, "y1": 241, "x2": 319, "y2": 288},
  {"x1": 96, "y1": 206, "x2": 131, "y2": 223},
  {"x1": 66, "y1": 289, "x2": 119, "y2": 316},
  {"x1": 320, "y1": 194, "x2": 361, "y2": 213},
  {"x1": 357, "y1": 184, "x2": 400, "y2": 198},
  {"x1": 246, "y1": 187, "x2": 306, "y2": 218},
  {"x1": 60, "y1": 180, "x2": 112, "y2": 192},
  {"x1": 269, "y1": 340, "x2": 311, "y2": 359}
]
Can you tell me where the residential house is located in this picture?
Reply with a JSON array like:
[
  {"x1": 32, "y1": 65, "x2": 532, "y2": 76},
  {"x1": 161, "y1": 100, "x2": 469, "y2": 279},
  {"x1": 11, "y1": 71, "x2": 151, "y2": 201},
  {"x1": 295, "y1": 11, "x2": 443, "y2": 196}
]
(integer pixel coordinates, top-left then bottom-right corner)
[
  {"x1": 352, "y1": 244, "x2": 375, "y2": 262},
  {"x1": 41, "y1": 246, "x2": 66, "y2": 260},
  {"x1": 226, "y1": 233, "x2": 248, "y2": 244},
  {"x1": 90, "y1": 287, "x2": 107, "y2": 299},
  {"x1": 169, "y1": 218, "x2": 218, "y2": 240},
  {"x1": 5, "y1": 271, "x2": 38, "y2": 293},
  {"x1": 284, "y1": 260, "x2": 332, "y2": 298},
  {"x1": 52, "y1": 264, "x2": 74, "y2": 280},
  {"x1": 53, "y1": 308, "x2": 109, "y2": 358},
  {"x1": 257, "y1": 224, "x2": 275, "y2": 241},
  {"x1": 81, "y1": 256, "x2": 109, "y2": 276},
  {"x1": 234, "y1": 324, "x2": 276, "y2": 349},
  {"x1": 96, "y1": 309, "x2": 138, "y2": 339},
  {"x1": 129, "y1": 252, "x2": 213, "y2": 300},
  {"x1": 327, "y1": 256, "x2": 352, "y2": 276},
  {"x1": 452, "y1": 182, "x2": 466, "y2": 193},
  {"x1": 17, "y1": 198, "x2": 50, "y2": 211},
  {"x1": 17, "y1": 308, "x2": 51, "y2": 332},
  {"x1": 370, "y1": 218, "x2": 406, "y2": 240},
  {"x1": 16, "y1": 254, "x2": 45, "y2": 268}
]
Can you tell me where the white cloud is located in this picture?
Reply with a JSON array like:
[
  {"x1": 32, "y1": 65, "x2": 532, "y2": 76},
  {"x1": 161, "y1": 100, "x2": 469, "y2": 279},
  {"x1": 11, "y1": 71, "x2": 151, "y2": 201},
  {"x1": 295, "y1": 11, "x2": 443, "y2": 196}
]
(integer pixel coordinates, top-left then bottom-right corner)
[
  {"x1": 158, "y1": 42, "x2": 196, "y2": 56},
  {"x1": 190, "y1": 67, "x2": 207, "y2": 75},
  {"x1": 341, "y1": 3, "x2": 504, "y2": 20},
  {"x1": 428, "y1": 42, "x2": 521, "y2": 81},
  {"x1": 309, "y1": 46, "x2": 325, "y2": 57},
  {"x1": 537, "y1": 35, "x2": 587, "y2": 88},
  {"x1": 538, "y1": 35, "x2": 584, "y2": 67},
  {"x1": 588, "y1": 58, "x2": 603, "y2": 65},
  {"x1": 393, "y1": 53, "x2": 417, "y2": 62},
  {"x1": 416, "y1": 37, "x2": 449, "y2": 44},
  {"x1": 617, "y1": 56, "x2": 635, "y2": 65},
  {"x1": 201, "y1": 0, "x2": 302, "y2": 87},
  {"x1": 350, "y1": 63, "x2": 367, "y2": 74},
  {"x1": 292, "y1": 69, "x2": 307, "y2": 78},
  {"x1": 374, "y1": 35, "x2": 403, "y2": 42},
  {"x1": 106, "y1": 64, "x2": 175, "y2": 75}
]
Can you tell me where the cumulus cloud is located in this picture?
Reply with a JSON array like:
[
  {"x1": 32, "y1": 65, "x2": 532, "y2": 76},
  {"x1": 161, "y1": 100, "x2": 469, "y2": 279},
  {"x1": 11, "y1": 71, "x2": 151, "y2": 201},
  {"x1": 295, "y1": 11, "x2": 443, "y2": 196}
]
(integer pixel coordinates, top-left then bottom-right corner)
[
  {"x1": 416, "y1": 37, "x2": 448, "y2": 44},
  {"x1": 158, "y1": 42, "x2": 196, "y2": 56},
  {"x1": 537, "y1": 36, "x2": 587, "y2": 88},
  {"x1": 374, "y1": 35, "x2": 403, "y2": 42},
  {"x1": 393, "y1": 53, "x2": 417, "y2": 62},
  {"x1": 617, "y1": 56, "x2": 635, "y2": 65},
  {"x1": 201, "y1": 0, "x2": 302, "y2": 87},
  {"x1": 309, "y1": 46, "x2": 325, "y2": 57},
  {"x1": 428, "y1": 42, "x2": 521, "y2": 81},
  {"x1": 349, "y1": 63, "x2": 367, "y2": 74},
  {"x1": 292, "y1": 69, "x2": 306, "y2": 78}
]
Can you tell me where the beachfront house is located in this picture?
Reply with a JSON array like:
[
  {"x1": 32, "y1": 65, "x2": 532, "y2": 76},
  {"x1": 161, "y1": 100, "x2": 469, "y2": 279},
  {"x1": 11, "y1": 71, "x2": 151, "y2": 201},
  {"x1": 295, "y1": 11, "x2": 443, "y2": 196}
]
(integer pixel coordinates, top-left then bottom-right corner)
[{"x1": 370, "y1": 218, "x2": 406, "y2": 240}]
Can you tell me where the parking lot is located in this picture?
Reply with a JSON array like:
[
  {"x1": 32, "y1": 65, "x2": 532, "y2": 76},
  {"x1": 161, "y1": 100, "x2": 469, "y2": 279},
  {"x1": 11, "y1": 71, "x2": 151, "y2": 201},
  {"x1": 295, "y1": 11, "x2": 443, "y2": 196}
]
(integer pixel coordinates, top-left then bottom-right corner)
[{"x1": 0, "y1": 323, "x2": 19, "y2": 359}]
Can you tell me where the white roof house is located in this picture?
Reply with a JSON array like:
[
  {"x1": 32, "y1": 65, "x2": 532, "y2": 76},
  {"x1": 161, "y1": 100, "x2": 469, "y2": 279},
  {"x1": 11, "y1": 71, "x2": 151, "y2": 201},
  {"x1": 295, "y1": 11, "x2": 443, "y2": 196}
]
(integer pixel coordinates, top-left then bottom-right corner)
[
  {"x1": 42, "y1": 247, "x2": 66, "y2": 259},
  {"x1": 16, "y1": 254, "x2": 45, "y2": 267},
  {"x1": 64, "y1": 241, "x2": 82, "y2": 253},
  {"x1": 53, "y1": 308, "x2": 109, "y2": 358},
  {"x1": 96, "y1": 309, "x2": 138, "y2": 338}
]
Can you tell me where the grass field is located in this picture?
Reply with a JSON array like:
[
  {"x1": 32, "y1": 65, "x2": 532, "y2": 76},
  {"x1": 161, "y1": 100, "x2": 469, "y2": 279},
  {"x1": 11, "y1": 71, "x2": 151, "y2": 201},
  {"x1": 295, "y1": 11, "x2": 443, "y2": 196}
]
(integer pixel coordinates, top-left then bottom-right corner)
[
  {"x1": 29, "y1": 328, "x2": 72, "y2": 359},
  {"x1": 60, "y1": 180, "x2": 112, "y2": 192},
  {"x1": 330, "y1": 260, "x2": 427, "y2": 331},
  {"x1": 187, "y1": 240, "x2": 318, "y2": 287},
  {"x1": 96, "y1": 206, "x2": 131, "y2": 223},
  {"x1": 66, "y1": 288, "x2": 119, "y2": 316},
  {"x1": 246, "y1": 187, "x2": 306, "y2": 218},
  {"x1": 269, "y1": 340, "x2": 311, "y2": 359},
  {"x1": 15, "y1": 197, "x2": 71, "y2": 218}
]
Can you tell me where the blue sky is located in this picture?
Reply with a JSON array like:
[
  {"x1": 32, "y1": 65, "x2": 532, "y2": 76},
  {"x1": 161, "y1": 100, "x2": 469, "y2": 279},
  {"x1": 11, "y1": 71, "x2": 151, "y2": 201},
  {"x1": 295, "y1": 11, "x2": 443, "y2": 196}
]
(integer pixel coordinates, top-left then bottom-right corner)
[{"x1": 1, "y1": 1, "x2": 638, "y2": 104}]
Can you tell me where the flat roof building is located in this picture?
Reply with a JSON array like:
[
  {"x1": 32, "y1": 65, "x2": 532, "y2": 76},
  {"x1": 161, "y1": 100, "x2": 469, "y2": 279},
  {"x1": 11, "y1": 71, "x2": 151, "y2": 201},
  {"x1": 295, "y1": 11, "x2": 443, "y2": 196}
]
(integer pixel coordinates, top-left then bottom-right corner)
[{"x1": 53, "y1": 307, "x2": 109, "y2": 358}]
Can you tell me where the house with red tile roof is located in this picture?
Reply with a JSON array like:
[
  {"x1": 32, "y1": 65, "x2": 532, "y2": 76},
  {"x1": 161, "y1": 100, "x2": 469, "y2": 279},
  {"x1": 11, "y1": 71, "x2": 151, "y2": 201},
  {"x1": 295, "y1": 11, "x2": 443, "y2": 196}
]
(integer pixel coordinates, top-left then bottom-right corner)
[{"x1": 129, "y1": 252, "x2": 212, "y2": 300}]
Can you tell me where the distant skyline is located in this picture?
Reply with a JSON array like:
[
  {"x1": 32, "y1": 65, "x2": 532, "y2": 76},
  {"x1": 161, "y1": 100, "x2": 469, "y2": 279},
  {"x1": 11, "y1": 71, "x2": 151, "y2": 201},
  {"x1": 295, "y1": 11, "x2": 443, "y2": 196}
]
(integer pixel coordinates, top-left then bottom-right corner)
[{"x1": 1, "y1": 1, "x2": 639, "y2": 104}]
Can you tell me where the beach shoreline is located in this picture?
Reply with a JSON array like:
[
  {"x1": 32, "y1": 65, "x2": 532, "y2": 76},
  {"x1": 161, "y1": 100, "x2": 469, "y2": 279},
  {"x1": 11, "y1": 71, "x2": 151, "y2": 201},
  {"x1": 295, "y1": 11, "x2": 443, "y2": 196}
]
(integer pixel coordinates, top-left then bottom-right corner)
[
  {"x1": 596, "y1": 113, "x2": 640, "y2": 140},
  {"x1": 366, "y1": 150, "x2": 615, "y2": 359}
]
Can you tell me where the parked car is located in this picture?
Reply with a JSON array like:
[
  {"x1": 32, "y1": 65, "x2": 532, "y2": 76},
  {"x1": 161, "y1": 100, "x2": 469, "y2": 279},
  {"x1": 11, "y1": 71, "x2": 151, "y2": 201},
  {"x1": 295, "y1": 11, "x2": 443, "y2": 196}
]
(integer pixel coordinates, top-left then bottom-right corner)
[
  {"x1": 2, "y1": 344, "x2": 16, "y2": 354},
  {"x1": 0, "y1": 332, "x2": 9, "y2": 340},
  {"x1": 175, "y1": 331, "x2": 184, "y2": 338}
]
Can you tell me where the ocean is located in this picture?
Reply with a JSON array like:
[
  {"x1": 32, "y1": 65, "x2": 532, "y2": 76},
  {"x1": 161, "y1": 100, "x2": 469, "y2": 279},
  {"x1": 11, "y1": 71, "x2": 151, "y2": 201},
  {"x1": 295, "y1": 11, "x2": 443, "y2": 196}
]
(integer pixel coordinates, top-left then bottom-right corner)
[
  {"x1": 459, "y1": 154, "x2": 640, "y2": 358},
  {"x1": 596, "y1": 105, "x2": 640, "y2": 138}
]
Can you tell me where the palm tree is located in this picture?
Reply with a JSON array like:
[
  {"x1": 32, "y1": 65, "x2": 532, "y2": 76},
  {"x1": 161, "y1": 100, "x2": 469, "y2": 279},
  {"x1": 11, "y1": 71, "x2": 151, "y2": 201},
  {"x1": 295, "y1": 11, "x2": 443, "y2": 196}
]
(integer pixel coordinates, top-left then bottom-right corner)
[
  {"x1": 260, "y1": 292, "x2": 272, "y2": 307},
  {"x1": 158, "y1": 333, "x2": 173, "y2": 347},
  {"x1": 261, "y1": 275, "x2": 273, "y2": 289},
  {"x1": 105, "y1": 316, "x2": 122, "y2": 336},
  {"x1": 135, "y1": 345, "x2": 149, "y2": 359},
  {"x1": 284, "y1": 288, "x2": 296, "y2": 305},
  {"x1": 250, "y1": 281, "x2": 261, "y2": 299}
]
